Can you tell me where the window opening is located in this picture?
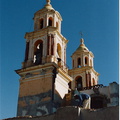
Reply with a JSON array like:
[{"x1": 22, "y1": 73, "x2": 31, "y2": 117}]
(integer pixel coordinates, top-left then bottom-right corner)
[
  {"x1": 78, "y1": 58, "x2": 81, "y2": 68},
  {"x1": 34, "y1": 41, "x2": 43, "y2": 65},
  {"x1": 85, "y1": 57, "x2": 88, "y2": 65},
  {"x1": 48, "y1": 17, "x2": 53, "y2": 26},
  {"x1": 40, "y1": 19, "x2": 44, "y2": 29},
  {"x1": 76, "y1": 76, "x2": 83, "y2": 91}
]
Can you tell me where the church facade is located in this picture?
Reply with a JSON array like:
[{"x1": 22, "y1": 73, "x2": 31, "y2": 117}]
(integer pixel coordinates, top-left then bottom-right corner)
[{"x1": 15, "y1": 0, "x2": 119, "y2": 117}]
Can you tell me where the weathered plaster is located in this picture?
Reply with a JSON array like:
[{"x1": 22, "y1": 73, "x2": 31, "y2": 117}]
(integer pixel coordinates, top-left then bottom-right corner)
[{"x1": 17, "y1": 90, "x2": 62, "y2": 117}]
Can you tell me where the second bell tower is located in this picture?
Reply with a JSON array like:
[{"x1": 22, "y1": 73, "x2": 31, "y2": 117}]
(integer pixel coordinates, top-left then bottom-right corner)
[
  {"x1": 69, "y1": 38, "x2": 99, "y2": 91},
  {"x1": 16, "y1": 0, "x2": 72, "y2": 117}
]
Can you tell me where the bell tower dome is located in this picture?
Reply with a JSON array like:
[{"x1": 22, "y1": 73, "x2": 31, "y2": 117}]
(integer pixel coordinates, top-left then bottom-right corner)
[
  {"x1": 69, "y1": 38, "x2": 99, "y2": 91},
  {"x1": 34, "y1": 0, "x2": 62, "y2": 33},
  {"x1": 72, "y1": 38, "x2": 94, "y2": 68}
]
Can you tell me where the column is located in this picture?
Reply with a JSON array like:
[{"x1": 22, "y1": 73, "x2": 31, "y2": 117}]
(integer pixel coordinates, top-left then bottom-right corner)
[{"x1": 49, "y1": 34, "x2": 51, "y2": 55}]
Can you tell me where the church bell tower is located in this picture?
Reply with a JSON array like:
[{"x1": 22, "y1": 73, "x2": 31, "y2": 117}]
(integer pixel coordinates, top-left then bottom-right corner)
[
  {"x1": 69, "y1": 38, "x2": 99, "y2": 91},
  {"x1": 16, "y1": 0, "x2": 72, "y2": 116}
]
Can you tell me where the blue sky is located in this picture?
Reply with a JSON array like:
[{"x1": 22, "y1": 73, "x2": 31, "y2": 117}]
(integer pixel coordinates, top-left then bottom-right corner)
[{"x1": 0, "y1": 0, "x2": 119, "y2": 119}]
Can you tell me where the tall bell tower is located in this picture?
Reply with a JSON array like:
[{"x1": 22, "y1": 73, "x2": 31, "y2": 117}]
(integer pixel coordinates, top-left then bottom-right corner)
[
  {"x1": 16, "y1": 0, "x2": 72, "y2": 116},
  {"x1": 69, "y1": 38, "x2": 99, "y2": 91}
]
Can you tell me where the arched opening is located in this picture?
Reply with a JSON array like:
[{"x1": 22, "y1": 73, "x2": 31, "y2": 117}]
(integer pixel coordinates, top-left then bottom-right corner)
[
  {"x1": 48, "y1": 17, "x2": 53, "y2": 26},
  {"x1": 77, "y1": 57, "x2": 81, "y2": 68},
  {"x1": 85, "y1": 57, "x2": 88, "y2": 66},
  {"x1": 40, "y1": 18, "x2": 44, "y2": 29},
  {"x1": 91, "y1": 95, "x2": 107, "y2": 109},
  {"x1": 34, "y1": 40, "x2": 43, "y2": 65},
  {"x1": 75, "y1": 76, "x2": 83, "y2": 91}
]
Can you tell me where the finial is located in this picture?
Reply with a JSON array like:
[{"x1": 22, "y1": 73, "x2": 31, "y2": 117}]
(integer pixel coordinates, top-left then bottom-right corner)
[
  {"x1": 79, "y1": 32, "x2": 84, "y2": 44},
  {"x1": 80, "y1": 38, "x2": 84, "y2": 44},
  {"x1": 45, "y1": 0, "x2": 53, "y2": 9},
  {"x1": 46, "y1": 0, "x2": 51, "y2": 4}
]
